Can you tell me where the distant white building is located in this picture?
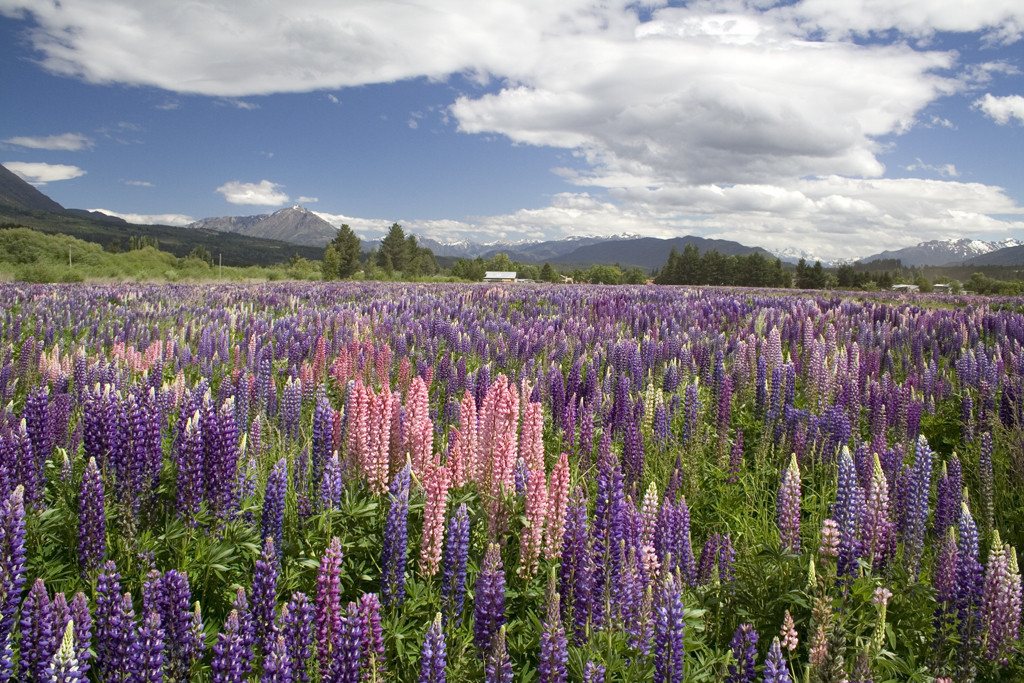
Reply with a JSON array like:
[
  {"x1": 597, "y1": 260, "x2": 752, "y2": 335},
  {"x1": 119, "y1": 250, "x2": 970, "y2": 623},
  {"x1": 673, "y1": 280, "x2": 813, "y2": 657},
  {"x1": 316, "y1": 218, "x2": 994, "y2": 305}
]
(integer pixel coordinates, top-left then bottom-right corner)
[
  {"x1": 891, "y1": 284, "x2": 919, "y2": 293},
  {"x1": 483, "y1": 271, "x2": 517, "y2": 283}
]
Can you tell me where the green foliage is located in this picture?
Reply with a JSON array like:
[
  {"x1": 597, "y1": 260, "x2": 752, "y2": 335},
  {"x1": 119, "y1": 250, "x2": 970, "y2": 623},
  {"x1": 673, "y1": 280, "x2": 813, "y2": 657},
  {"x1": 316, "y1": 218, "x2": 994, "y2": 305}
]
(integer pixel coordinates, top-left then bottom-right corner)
[{"x1": 655, "y1": 245, "x2": 790, "y2": 288}]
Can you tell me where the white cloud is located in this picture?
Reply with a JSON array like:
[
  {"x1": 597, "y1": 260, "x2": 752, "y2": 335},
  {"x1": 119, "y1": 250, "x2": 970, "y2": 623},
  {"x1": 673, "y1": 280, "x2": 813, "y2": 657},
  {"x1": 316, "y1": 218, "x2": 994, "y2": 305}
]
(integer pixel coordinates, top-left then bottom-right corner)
[
  {"x1": 90, "y1": 209, "x2": 194, "y2": 226},
  {"x1": 296, "y1": 196, "x2": 319, "y2": 204},
  {"x1": 904, "y1": 158, "x2": 959, "y2": 177},
  {"x1": 123, "y1": 179, "x2": 154, "y2": 187},
  {"x1": 974, "y1": 93, "x2": 1024, "y2": 125},
  {"x1": 2, "y1": 132, "x2": 93, "y2": 151},
  {"x1": 216, "y1": 180, "x2": 289, "y2": 206},
  {"x1": 3, "y1": 161, "x2": 86, "y2": 184}
]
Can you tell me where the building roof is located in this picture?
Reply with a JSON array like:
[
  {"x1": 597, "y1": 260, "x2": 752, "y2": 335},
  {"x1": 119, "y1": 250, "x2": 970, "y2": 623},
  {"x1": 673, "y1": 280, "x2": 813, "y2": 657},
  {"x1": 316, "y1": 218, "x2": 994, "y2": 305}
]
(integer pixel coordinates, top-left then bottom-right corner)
[{"x1": 483, "y1": 271, "x2": 517, "y2": 279}]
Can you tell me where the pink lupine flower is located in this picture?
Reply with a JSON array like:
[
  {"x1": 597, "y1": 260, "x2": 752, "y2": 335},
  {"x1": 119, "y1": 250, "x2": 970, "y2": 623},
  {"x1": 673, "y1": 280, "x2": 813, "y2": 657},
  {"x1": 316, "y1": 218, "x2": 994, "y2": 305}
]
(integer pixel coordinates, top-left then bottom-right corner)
[
  {"x1": 518, "y1": 402, "x2": 548, "y2": 577},
  {"x1": 544, "y1": 453, "x2": 571, "y2": 563},
  {"x1": 419, "y1": 457, "x2": 450, "y2": 578}
]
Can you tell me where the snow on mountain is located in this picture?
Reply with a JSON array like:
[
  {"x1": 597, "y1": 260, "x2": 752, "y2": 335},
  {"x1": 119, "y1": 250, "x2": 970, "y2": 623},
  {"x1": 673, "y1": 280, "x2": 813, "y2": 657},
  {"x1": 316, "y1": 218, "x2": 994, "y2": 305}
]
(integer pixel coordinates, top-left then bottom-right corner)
[{"x1": 860, "y1": 238, "x2": 1024, "y2": 267}]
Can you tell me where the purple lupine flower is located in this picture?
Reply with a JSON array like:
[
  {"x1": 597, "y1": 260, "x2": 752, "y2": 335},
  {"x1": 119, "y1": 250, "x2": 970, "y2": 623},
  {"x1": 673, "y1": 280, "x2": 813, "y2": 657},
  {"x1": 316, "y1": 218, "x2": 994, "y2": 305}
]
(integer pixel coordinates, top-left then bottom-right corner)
[
  {"x1": 316, "y1": 537, "x2": 344, "y2": 670},
  {"x1": 45, "y1": 620, "x2": 81, "y2": 683},
  {"x1": 653, "y1": 572, "x2": 685, "y2": 683},
  {"x1": 654, "y1": 495, "x2": 696, "y2": 587},
  {"x1": 763, "y1": 637, "x2": 792, "y2": 683},
  {"x1": 8, "y1": 421, "x2": 37, "y2": 507},
  {"x1": 320, "y1": 453, "x2": 343, "y2": 511},
  {"x1": 560, "y1": 486, "x2": 594, "y2": 645},
  {"x1": 148, "y1": 570, "x2": 196, "y2": 679},
  {"x1": 776, "y1": 453, "x2": 801, "y2": 553},
  {"x1": 903, "y1": 435, "x2": 934, "y2": 578},
  {"x1": 484, "y1": 626, "x2": 513, "y2": 683},
  {"x1": 328, "y1": 601, "x2": 363, "y2": 683},
  {"x1": 440, "y1": 503, "x2": 470, "y2": 626},
  {"x1": 22, "y1": 386, "x2": 51, "y2": 489},
  {"x1": 933, "y1": 455, "x2": 961, "y2": 536},
  {"x1": 174, "y1": 411, "x2": 204, "y2": 524},
  {"x1": 358, "y1": 592, "x2": 386, "y2": 680},
  {"x1": 538, "y1": 573, "x2": 568, "y2": 683},
  {"x1": 78, "y1": 456, "x2": 106, "y2": 574},
  {"x1": 0, "y1": 485, "x2": 27, "y2": 680},
  {"x1": 19, "y1": 578, "x2": 57, "y2": 683},
  {"x1": 592, "y1": 436, "x2": 625, "y2": 625},
  {"x1": 583, "y1": 661, "x2": 606, "y2": 683},
  {"x1": 833, "y1": 447, "x2": 864, "y2": 580},
  {"x1": 261, "y1": 634, "x2": 292, "y2": 683},
  {"x1": 418, "y1": 613, "x2": 446, "y2": 683},
  {"x1": 252, "y1": 537, "x2": 280, "y2": 655},
  {"x1": 861, "y1": 453, "x2": 894, "y2": 573},
  {"x1": 727, "y1": 623, "x2": 758, "y2": 683},
  {"x1": 956, "y1": 502, "x2": 984, "y2": 676},
  {"x1": 95, "y1": 562, "x2": 137, "y2": 683},
  {"x1": 933, "y1": 526, "x2": 958, "y2": 638},
  {"x1": 283, "y1": 592, "x2": 313, "y2": 683},
  {"x1": 981, "y1": 531, "x2": 1021, "y2": 665},
  {"x1": 211, "y1": 610, "x2": 247, "y2": 683},
  {"x1": 310, "y1": 390, "x2": 333, "y2": 495},
  {"x1": 133, "y1": 610, "x2": 165, "y2": 683},
  {"x1": 231, "y1": 587, "x2": 255, "y2": 676},
  {"x1": 261, "y1": 458, "x2": 287, "y2": 558},
  {"x1": 381, "y1": 465, "x2": 410, "y2": 607},
  {"x1": 474, "y1": 543, "x2": 506, "y2": 657},
  {"x1": 65, "y1": 591, "x2": 92, "y2": 680}
]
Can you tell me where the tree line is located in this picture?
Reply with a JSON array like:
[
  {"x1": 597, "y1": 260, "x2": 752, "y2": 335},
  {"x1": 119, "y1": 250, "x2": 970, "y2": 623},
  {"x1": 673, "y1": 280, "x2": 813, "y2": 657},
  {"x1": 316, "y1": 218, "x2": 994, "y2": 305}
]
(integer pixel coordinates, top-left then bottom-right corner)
[{"x1": 653, "y1": 244, "x2": 790, "y2": 288}]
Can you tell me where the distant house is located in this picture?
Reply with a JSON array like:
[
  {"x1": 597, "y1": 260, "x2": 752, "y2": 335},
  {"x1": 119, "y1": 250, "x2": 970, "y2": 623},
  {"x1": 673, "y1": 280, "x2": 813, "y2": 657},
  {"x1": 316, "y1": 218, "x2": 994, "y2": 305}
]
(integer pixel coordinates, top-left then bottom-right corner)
[
  {"x1": 483, "y1": 271, "x2": 517, "y2": 283},
  {"x1": 933, "y1": 283, "x2": 952, "y2": 294},
  {"x1": 891, "y1": 284, "x2": 919, "y2": 293}
]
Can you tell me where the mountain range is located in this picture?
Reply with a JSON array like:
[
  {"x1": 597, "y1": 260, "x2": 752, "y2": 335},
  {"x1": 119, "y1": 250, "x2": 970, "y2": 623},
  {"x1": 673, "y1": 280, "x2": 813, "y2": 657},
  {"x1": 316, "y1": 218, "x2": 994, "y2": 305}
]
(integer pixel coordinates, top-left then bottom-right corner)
[
  {"x1": 858, "y1": 238, "x2": 1023, "y2": 268},
  {"x1": 3, "y1": 162, "x2": 1024, "y2": 270}
]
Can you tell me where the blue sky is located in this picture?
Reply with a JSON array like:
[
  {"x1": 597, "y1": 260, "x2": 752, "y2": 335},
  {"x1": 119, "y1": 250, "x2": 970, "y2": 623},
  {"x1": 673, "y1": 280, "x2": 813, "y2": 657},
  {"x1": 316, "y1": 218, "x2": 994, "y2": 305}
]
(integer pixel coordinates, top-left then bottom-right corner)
[{"x1": 1, "y1": 0, "x2": 1023, "y2": 259}]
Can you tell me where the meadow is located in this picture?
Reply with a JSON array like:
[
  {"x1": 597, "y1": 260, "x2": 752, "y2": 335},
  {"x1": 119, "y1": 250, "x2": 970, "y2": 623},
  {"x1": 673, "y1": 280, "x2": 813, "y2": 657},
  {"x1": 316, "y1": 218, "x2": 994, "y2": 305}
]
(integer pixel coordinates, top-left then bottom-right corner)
[{"x1": 0, "y1": 281, "x2": 1020, "y2": 682}]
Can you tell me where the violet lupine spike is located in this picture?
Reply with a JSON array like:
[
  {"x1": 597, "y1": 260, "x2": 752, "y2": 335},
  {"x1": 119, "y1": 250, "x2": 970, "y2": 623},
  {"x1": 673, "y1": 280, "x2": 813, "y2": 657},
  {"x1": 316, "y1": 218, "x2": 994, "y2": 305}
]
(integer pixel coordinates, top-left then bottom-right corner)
[
  {"x1": 316, "y1": 536, "x2": 344, "y2": 670},
  {"x1": 653, "y1": 572, "x2": 685, "y2": 683},
  {"x1": 78, "y1": 456, "x2": 106, "y2": 575},
  {"x1": 261, "y1": 458, "x2": 287, "y2": 558},
  {"x1": 8, "y1": 421, "x2": 37, "y2": 508},
  {"x1": 933, "y1": 456, "x2": 962, "y2": 536},
  {"x1": 381, "y1": 464, "x2": 410, "y2": 607},
  {"x1": 151, "y1": 570, "x2": 194, "y2": 681},
  {"x1": 763, "y1": 637, "x2": 793, "y2": 683},
  {"x1": 861, "y1": 453, "x2": 894, "y2": 573},
  {"x1": 67, "y1": 591, "x2": 92, "y2": 680},
  {"x1": 94, "y1": 562, "x2": 136, "y2": 683},
  {"x1": 979, "y1": 431, "x2": 994, "y2": 531},
  {"x1": 252, "y1": 537, "x2": 280, "y2": 656},
  {"x1": 174, "y1": 412, "x2": 204, "y2": 525},
  {"x1": 538, "y1": 572, "x2": 568, "y2": 683},
  {"x1": 211, "y1": 610, "x2": 247, "y2": 683},
  {"x1": 474, "y1": 543, "x2": 507, "y2": 658},
  {"x1": 133, "y1": 610, "x2": 165, "y2": 683},
  {"x1": 358, "y1": 593, "x2": 386, "y2": 680},
  {"x1": 261, "y1": 634, "x2": 292, "y2": 683},
  {"x1": 776, "y1": 453, "x2": 802, "y2": 554},
  {"x1": 418, "y1": 613, "x2": 446, "y2": 683},
  {"x1": 484, "y1": 626, "x2": 513, "y2": 683},
  {"x1": 726, "y1": 622, "x2": 759, "y2": 683},
  {"x1": 231, "y1": 587, "x2": 255, "y2": 676},
  {"x1": 833, "y1": 447, "x2": 864, "y2": 581},
  {"x1": 583, "y1": 660, "x2": 606, "y2": 683},
  {"x1": 956, "y1": 502, "x2": 984, "y2": 674},
  {"x1": 903, "y1": 435, "x2": 934, "y2": 578},
  {"x1": 440, "y1": 503, "x2": 470, "y2": 626},
  {"x1": 19, "y1": 577, "x2": 57, "y2": 683},
  {"x1": 980, "y1": 530, "x2": 1021, "y2": 665},
  {"x1": 0, "y1": 485, "x2": 27, "y2": 667},
  {"x1": 45, "y1": 620, "x2": 81, "y2": 683},
  {"x1": 329, "y1": 601, "x2": 362, "y2": 683},
  {"x1": 283, "y1": 592, "x2": 313, "y2": 683},
  {"x1": 560, "y1": 486, "x2": 594, "y2": 646}
]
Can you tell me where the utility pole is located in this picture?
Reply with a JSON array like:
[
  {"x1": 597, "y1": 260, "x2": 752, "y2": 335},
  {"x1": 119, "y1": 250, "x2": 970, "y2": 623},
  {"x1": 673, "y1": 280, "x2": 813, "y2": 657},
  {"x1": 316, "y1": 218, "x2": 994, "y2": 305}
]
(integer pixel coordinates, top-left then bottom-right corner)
[
  {"x1": 69, "y1": 246, "x2": 72, "y2": 268},
  {"x1": 219, "y1": 253, "x2": 223, "y2": 279}
]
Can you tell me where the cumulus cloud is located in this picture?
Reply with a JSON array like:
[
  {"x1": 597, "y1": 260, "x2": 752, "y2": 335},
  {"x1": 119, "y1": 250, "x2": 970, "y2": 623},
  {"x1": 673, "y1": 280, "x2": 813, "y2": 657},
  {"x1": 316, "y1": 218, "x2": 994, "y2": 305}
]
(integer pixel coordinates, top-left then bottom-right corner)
[
  {"x1": 904, "y1": 159, "x2": 959, "y2": 177},
  {"x1": 90, "y1": 209, "x2": 194, "y2": 226},
  {"x1": 216, "y1": 180, "x2": 289, "y2": 206},
  {"x1": 974, "y1": 93, "x2": 1024, "y2": 125},
  {"x1": 296, "y1": 196, "x2": 319, "y2": 204},
  {"x1": 2, "y1": 132, "x2": 93, "y2": 151},
  {"x1": 3, "y1": 161, "x2": 86, "y2": 184}
]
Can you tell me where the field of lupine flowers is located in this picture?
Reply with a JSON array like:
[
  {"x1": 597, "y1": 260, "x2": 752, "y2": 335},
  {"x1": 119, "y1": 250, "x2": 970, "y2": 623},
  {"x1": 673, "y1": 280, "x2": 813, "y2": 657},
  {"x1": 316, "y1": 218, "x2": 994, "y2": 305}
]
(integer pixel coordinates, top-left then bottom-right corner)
[{"x1": 0, "y1": 281, "x2": 1021, "y2": 683}]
